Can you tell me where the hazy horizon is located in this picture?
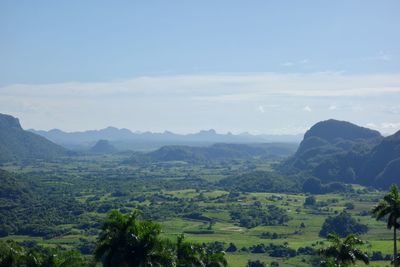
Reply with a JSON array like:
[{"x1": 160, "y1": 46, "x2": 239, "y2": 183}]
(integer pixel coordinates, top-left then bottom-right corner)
[
  {"x1": 1, "y1": 1, "x2": 399, "y2": 135},
  {"x1": 23, "y1": 118, "x2": 391, "y2": 137},
  {"x1": 28, "y1": 124, "x2": 305, "y2": 136}
]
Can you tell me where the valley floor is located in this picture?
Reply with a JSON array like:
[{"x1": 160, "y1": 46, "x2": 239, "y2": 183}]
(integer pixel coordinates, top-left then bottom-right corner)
[{"x1": 0, "y1": 155, "x2": 394, "y2": 266}]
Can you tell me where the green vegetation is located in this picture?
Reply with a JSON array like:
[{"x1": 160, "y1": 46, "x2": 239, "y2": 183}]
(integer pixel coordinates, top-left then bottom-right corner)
[
  {"x1": 319, "y1": 212, "x2": 368, "y2": 238},
  {"x1": 229, "y1": 205, "x2": 289, "y2": 228},
  {"x1": 1, "y1": 116, "x2": 400, "y2": 266},
  {"x1": 127, "y1": 143, "x2": 296, "y2": 165},
  {"x1": 319, "y1": 233, "x2": 369, "y2": 267},
  {"x1": 0, "y1": 113, "x2": 68, "y2": 163},
  {"x1": 0, "y1": 153, "x2": 396, "y2": 266},
  {"x1": 0, "y1": 169, "x2": 84, "y2": 238},
  {"x1": 219, "y1": 171, "x2": 299, "y2": 193},
  {"x1": 0, "y1": 240, "x2": 86, "y2": 266},
  {"x1": 1, "y1": 210, "x2": 229, "y2": 267},
  {"x1": 94, "y1": 210, "x2": 175, "y2": 267},
  {"x1": 372, "y1": 184, "x2": 400, "y2": 267},
  {"x1": 282, "y1": 119, "x2": 400, "y2": 189}
]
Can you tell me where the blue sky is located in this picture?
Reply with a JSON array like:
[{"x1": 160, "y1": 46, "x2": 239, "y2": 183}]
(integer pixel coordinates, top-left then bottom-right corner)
[{"x1": 1, "y1": 1, "x2": 400, "y2": 134}]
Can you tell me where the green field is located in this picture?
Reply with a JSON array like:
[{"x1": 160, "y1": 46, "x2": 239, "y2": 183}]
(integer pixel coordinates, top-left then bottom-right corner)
[{"x1": 0, "y1": 155, "x2": 395, "y2": 266}]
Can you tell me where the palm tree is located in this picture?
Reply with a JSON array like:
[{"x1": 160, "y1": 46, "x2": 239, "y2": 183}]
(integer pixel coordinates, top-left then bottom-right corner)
[
  {"x1": 176, "y1": 234, "x2": 204, "y2": 267},
  {"x1": 175, "y1": 235, "x2": 227, "y2": 267},
  {"x1": 0, "y1": 240, "x2": 85, "y2": 267},
  {"x1": 372, "y1": 184, "x2": 400, "y2": 267},
  {"x1": 0, "y1": 240, "x2": 26, "y2": 267},
  {"x1": 94, "y1": 210, "x2": 175, "y2": 267},
  {"x1": 200, "y1": 245, "x2": 227, "y2": 267},
  {"x1": 319, "y1": 232, "x2": 369, "y2": 267}
]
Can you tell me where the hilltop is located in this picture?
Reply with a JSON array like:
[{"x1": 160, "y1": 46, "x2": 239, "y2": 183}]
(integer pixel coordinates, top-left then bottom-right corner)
[
  {"x1": 0, "y1": 114, "x2": 68, "y2": 163},
  {"x1": 89, "y1": 139, "x2": 118, "y2": 154},
  {"x1": 282, "y1": 119, "x2": 400, "y2": 189}
]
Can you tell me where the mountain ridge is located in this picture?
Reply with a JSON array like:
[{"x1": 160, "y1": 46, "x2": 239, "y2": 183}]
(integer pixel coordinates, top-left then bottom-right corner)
[
  {"x1": 30, "y1": 127, "x2": 302, "y2": 151},
  {"x1": 282, "y1": 119, "x2": 399, "y2": 189},
  {"x1": 0, "y1": 113, "x2": 69, "y2": 163}
]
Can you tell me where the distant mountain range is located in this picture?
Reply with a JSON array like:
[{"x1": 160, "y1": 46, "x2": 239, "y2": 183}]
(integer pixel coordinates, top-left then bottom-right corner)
[
  {"x1": 0, "y1": 113, "x2": 68, "y2": 163},
  {"x1": 282, "y1": 119, "x2": 400, "y2": 189},
  {"x1": 29, "y1": 127, "x2": 303, "y2": 151},
  {"x1": 1, "y1": 113, "x2": 400, "y2": 188}
]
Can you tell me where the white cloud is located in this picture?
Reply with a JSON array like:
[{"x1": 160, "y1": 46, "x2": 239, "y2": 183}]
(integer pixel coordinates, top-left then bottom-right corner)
[
  {"x1": 281, "y1": 59, "x2": 309, "y2": 67},
  {"x1": 364, "y1": 122, "x2": 400, "y2": 135},
  {"x1": 281, "y1": 62, "x2": 294, "y2": 67},
  {"x1": 381, "y1": 122, "x2": 400, "y2": 130},
  {"x1": 382, "y1": 105, "x2": 400, "y2": 115},
  {"x1": 351, "y1": 105, "x2": 364, "y2": 112},
  {"x1": 377, "y1": 51, "x2": 391, "y2": 61},
  {"x1": 362, "y1": 51, "x2": 392, "y2": 62},
  {"x1": 2, "y1": 72, "x2": 400, "y2": 99},
  {"x1": 1, "y1": 72, "x2": 400, "y2": 133}
]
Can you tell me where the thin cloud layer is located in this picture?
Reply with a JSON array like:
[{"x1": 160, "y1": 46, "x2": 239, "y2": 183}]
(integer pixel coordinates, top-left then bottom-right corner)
[{"x1": 1, "y1": 72, "x2": 400, "y2": 134}]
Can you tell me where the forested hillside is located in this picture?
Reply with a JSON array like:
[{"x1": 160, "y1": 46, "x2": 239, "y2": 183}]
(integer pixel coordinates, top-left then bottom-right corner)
[
  {"x1": 0, "y1": 169, "x2": 84, "y2": 237},
  {"x1": 126, "y1": 143, "x2": 297, "y2": 164},
  {"x1": 282, "y1": 119, "x2": 400, "y2": 189},
  {"x1": 0, "y1": 114, "x2": 68, "y2": 163}
]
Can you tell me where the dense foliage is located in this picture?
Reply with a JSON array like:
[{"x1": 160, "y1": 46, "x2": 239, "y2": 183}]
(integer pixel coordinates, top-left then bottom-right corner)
[
  {"x1": 1, "y1": 210, "x2": 229, "y2": 267},
  {"x1": 302, "y1": 177, "x2": 349, "y2": 194},
  {"x1": 0, "y1": 169, "x2": 85, "y2": 238},
  {"x1": 372, "y1": 184, "x2": 400, "y2": 267},
  {"x1": 319, "y1": 232, "x2": 369, "y2": 267},
  {"x1": 219, "y1": 171, "x2": 300, "y2": 193},
  {"x1": 94, "y1": 210, "x2": 175, "y2": 267},
  {"x1": 0, "y1": 240, "x2": 86, "y2": 267},
  {"x1": 319, "y1": 212, "x2": 368, "y2": 237},
  {"x1": 230, "y1": 205, "x2": 289, "y2": 228},
  {"x1": 95, "y1": 210, "x2": 228, "y2": 267},
  {"x1": 281, "y1": 119, "x2": 400, "y2": 189}
]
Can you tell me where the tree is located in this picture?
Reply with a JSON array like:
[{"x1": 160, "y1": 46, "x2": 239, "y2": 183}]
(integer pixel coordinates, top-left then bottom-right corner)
[
  {"x1": 0, "y1": 240, "x2": 85, "y2": 267},
  {"x1": 94, "y1": 210, "x2": 175, "y2": 267},
  {"x1": 304, "y1": 196, "x2": 316, "y2": 206},
  {"x1": 246, "y1": 259, "x2": 266, "y2": 267},
  {"x1": 200, "y1": 251, "x2": 227, "y2": 267},
  {"x1": 226, "y1": 243, "x2": 237, "y2": 253},
  {"x1": 200, "y1": 244, "x2": 228, "y2": 267},
  {"x1": 319, "y1": 232, "x2": 369, "y2": 267},
  {"x1": 175, "y1": 235, "x2": 228, "y2": 267},
  {"x1": 372, "y1": 184, "x2": 400, "y2": 267},
  {"x1": 176, "y1": 234, "x2": 203, "y2": 267},
  {"x1": 0, "y1": 240, "x2": 25, "y2": 267},
  {"x1": 319, "y1": 212, "x2": 368, "y2": 237}
]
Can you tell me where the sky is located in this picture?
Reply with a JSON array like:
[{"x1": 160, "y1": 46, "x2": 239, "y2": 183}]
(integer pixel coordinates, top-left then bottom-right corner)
[{"x1": 1, "y1": 1, "x2": 400, "y2": 134}]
